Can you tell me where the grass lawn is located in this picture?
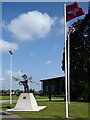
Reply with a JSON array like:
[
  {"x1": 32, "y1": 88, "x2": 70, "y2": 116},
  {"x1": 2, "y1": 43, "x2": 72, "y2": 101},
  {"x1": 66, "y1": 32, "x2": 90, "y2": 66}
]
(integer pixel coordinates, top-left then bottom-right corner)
[
  {"x1": 2, "y1": 101, "x2": 89, "y2": 120},
  {"x1": 0, "y1": 95, "x2": 19, "y2": 100}
]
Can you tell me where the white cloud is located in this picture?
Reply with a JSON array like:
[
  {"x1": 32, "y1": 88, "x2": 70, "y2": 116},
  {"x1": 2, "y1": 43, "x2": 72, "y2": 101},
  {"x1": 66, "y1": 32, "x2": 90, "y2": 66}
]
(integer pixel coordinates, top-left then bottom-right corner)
[
  {"x1": 56, "y1": 17, "x2": 64, "y2": 35},
  {"x1": 59, "y1": 17, "x2": 64, "y2": 26},
  {"x1": 6, "y1": 70, "x2": 23, "y2": 78},
  {"x1": 0, "y1": 39, "x2": 18, "y2": 52},
  {"x1": 46, "y1": 60, "x2": 53, "y2": 64},
  {"x1": 59, "y1": 17, "x2": 69, "y2": 34},
  {"x1": 8, "y1": 11, "x2": 56, "y2": 41}
]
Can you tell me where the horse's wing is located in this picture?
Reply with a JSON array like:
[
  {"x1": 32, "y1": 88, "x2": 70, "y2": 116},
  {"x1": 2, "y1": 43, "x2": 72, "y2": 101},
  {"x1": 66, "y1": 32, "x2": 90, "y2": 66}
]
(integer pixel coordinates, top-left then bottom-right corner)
[{"x1": 12, "y1": 76, "x2": 19, "y2": 81}]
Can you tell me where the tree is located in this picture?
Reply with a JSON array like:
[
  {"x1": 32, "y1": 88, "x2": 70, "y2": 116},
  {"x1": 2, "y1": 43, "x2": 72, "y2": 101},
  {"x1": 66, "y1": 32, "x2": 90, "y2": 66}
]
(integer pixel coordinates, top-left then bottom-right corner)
[{"x1": 62, "y1": 10, "x2": 90, "y2": 101}]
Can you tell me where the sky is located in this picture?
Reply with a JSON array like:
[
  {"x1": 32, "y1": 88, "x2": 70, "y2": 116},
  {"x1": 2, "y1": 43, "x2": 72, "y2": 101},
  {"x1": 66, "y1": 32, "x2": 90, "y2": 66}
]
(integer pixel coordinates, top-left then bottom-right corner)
[
  {"x1": 1, "y1": 2, "x2": 88, "y2": 91},
  {"x1": 2, "y1": 0, "x2": 89, "y2": 2}
]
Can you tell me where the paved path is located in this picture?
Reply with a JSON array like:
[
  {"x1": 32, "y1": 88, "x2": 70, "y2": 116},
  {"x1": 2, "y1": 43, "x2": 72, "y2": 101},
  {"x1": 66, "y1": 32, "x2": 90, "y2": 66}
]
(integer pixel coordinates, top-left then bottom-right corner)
[
  {"x1": 0, "y1": 109, "x2": 26, "y2": 120},
  {"x1": 0, "y1": 100, "x2": 17, "y2": 104},
  {"x1": 0, "y1": 98, "x2": 64, "y2": 103}
]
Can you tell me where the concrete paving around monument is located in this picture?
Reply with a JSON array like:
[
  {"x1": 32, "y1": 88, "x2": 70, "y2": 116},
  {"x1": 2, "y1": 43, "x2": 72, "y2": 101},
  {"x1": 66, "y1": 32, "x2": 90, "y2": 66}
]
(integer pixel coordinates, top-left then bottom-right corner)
[
  {"x1": 0, "y1": 109, "x2": 26, "y2": 120},
  {"x1": 6, "y1": 106, "x2": 46, "y2": 112}
]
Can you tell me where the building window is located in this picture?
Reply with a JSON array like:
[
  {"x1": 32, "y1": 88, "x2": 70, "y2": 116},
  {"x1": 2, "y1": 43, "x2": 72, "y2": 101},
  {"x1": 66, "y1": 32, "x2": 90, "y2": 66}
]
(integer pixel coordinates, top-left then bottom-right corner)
[
  {"x1": 52, "y1": 84, "x2": 54, "y2": 92},
  {"x1": 46, "y1": 85, "x2": 48, "y2": 92}
]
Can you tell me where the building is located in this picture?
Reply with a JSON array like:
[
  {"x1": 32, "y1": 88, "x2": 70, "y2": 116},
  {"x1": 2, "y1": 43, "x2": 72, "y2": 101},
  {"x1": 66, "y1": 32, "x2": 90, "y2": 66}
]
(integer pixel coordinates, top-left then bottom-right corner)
[{"x1": 40, "y1": 76, "x2": 65, "y2": 96}]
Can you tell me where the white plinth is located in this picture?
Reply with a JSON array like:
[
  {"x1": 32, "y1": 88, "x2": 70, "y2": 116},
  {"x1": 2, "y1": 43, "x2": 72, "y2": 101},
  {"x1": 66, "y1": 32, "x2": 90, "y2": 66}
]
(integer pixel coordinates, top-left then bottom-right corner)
[{"x1": 6, "y1": 93, "x2": 46, "y2": 111}]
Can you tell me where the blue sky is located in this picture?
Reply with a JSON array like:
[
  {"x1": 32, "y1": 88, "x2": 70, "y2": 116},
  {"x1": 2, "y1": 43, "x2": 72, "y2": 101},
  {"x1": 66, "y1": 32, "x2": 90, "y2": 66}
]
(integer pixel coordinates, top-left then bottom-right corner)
[{"x1": 1, "y1": 2, "x2": 88, "y2": 91}]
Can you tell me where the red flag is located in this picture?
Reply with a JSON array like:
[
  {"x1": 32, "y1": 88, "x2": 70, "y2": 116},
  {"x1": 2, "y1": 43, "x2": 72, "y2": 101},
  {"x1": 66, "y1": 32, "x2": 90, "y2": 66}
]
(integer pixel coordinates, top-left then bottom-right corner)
[
  {"x1": 9, "y1": 50, "x2": 13, "y2": 55},
  {"x1": 69, "y1": 25, "x2": 75, "y2": 33},
  {"x1": 66, "y1": 2, "x2": 85, "y2": 22}
]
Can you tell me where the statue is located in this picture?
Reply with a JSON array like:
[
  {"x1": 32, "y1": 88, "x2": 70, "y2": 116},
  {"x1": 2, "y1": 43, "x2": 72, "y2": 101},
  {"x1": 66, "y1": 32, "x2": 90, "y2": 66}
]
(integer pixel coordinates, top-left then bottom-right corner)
[
  {"x1": 13, "y1": 73, "x2": 32, "y2": 93},
  {"x1": 7, "y1": 72, "x2": 46, "y2": 112}
]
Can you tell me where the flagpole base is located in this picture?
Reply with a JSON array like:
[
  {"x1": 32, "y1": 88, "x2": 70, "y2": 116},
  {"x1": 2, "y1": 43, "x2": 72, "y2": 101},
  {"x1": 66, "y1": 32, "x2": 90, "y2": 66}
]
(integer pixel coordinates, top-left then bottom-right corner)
[{"x1": 65, "y1": 118, "x2": 68, "y2": 120}]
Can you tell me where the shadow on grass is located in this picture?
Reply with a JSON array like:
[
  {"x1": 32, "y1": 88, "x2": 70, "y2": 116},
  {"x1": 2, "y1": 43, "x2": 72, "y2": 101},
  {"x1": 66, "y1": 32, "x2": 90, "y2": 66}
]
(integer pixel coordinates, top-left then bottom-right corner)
[
  {"x1": 43, "y1": 100, "x2": 64, "y2": 102},
  {"x1": 2, "y1": 105, "x2": 12, "y2": 109}
]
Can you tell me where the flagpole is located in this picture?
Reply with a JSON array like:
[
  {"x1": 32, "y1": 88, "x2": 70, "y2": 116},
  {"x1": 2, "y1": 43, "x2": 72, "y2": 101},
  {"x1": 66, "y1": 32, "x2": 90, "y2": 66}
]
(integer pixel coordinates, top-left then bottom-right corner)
[
  {"x1": 68, "y1": 29, "x2": 70, "y2": 104},
  {"x1": 64, "y1": 1, "x2": 68, "y2": 119},
  {"x1": 10, "y1": 54, "x2": 12, "y2": 104}
]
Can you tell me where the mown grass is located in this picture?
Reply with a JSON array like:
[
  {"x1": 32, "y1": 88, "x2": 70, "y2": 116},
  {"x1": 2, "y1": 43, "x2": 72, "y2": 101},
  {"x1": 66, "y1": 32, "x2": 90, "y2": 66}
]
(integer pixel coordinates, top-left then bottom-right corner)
[
  {"x1": 2, "y1": 101, "x2": 89, "y2": 120},
  {"x1": 0, "y1": 95, "x2": 19, "y2": 100}
]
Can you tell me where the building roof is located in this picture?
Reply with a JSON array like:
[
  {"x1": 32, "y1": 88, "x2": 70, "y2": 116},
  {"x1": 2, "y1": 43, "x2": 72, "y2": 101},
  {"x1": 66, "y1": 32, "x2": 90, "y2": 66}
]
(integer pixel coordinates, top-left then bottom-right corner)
[{"x1": 40, "y1": 76, "x2": 65, "y2": 82}]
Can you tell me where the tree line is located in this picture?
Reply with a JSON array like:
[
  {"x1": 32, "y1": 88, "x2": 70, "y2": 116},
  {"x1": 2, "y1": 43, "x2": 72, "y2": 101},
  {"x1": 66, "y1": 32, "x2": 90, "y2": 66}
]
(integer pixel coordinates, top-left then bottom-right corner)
[{"x1": 62, "y1": 9, "x2": 90, "y2": 101}]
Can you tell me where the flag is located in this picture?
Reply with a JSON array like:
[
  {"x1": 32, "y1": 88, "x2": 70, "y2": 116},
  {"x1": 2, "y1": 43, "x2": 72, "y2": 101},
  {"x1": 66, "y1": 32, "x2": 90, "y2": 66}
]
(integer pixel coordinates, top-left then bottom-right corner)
[
  {"x1": 66, "y1": 2, "x2": 85, "y2": 22},
  {"x1": 9, "y1": 50, "x2": 13, "y2": 55},
  {"x1": 69, "y1": 25, "x2": 75, "y2": 33}
]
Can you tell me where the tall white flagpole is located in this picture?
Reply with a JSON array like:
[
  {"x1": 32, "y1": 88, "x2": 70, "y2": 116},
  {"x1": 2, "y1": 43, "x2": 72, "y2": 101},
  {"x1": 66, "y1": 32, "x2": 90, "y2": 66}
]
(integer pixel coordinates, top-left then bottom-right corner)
[
  {"x1": 68, "y1": 29, "x2": 70, "y2": 104},
  {"x1": 64, "y1": 1, "x2": 68, "y2": 119},
  {"x1": 10, "y1": 53, "x2": 12, "y2": 104}
]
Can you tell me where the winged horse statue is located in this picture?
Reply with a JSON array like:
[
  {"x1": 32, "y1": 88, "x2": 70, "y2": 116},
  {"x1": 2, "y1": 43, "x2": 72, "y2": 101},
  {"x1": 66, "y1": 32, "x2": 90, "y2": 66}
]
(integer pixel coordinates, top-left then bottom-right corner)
[{"x1": 12, "y1": 72, "x2": 32, "y2": 93}]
